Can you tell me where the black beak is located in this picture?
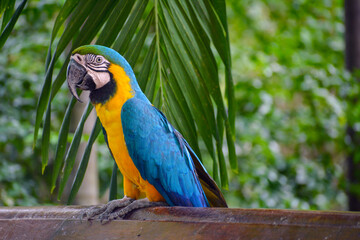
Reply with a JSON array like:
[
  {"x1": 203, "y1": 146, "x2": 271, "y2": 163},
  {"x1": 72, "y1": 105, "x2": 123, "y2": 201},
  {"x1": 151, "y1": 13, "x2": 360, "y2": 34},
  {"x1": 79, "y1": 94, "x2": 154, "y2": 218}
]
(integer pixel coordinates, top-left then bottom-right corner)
[{"x1": 66, "y1": 58, "x2": 96, "y2": 102}]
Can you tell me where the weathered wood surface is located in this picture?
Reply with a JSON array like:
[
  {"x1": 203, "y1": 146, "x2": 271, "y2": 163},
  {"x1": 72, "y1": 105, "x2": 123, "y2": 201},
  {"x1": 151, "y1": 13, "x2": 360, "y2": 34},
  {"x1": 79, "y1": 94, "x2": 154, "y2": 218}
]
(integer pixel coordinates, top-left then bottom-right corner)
[{"x1": 0, "y1": 206, "x2": 359, "y2": 240}]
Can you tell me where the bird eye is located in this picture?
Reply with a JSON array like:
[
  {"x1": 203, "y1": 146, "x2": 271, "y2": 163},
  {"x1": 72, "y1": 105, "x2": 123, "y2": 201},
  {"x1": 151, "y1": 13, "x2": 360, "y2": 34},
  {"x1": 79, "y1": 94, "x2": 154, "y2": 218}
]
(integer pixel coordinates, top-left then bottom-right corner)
[{"x1": 95, "y1": 56, "x2": 103, "y2": 64}]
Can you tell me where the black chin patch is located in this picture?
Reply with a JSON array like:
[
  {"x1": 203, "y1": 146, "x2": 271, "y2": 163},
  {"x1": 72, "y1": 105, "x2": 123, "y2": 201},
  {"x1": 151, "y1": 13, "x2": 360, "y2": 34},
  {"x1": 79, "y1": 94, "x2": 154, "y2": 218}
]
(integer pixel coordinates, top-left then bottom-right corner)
[
  {"x1": 89, "y1": 75, "x2": 116, "y2": 104},
  {"x1": 78, "y1": 74, "x2": 96, "y2": 91}
]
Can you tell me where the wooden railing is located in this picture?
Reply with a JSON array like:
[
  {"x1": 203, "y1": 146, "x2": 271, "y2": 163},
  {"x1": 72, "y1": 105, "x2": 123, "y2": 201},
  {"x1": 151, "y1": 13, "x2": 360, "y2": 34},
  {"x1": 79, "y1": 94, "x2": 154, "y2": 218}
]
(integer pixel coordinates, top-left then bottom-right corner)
[{"x1": 0, "y1": 206, "x2": 360, "y2": 239}]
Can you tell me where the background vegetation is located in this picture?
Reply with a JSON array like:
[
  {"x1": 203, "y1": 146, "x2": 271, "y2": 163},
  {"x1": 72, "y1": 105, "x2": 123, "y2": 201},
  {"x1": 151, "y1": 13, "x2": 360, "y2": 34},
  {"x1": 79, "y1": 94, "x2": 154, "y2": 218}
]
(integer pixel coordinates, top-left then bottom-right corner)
[
  {"x1": 0, "y1": 0, "x2": 352, "y2": 210},
  {"x1": 225, "y1": 0, "x2": 348, "y2": 209}
]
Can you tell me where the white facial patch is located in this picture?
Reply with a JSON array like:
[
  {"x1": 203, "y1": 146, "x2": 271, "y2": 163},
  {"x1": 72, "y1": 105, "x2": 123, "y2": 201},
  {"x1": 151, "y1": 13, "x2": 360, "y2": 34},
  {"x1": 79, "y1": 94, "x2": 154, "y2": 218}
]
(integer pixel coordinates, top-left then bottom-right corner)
[
  {"x1": 87, "y1": 70, "x2": 110, "y2": 89},
  {"x1": 71, "y1": 53, "x2": 111, "y2": 89}
]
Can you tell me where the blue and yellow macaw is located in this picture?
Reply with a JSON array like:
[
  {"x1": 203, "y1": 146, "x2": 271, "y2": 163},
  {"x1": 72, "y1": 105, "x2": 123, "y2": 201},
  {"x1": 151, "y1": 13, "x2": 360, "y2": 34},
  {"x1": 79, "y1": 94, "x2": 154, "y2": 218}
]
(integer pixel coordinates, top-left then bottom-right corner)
[{"x1": 67, "y1": 45, "x2": 227, "y2": 220}]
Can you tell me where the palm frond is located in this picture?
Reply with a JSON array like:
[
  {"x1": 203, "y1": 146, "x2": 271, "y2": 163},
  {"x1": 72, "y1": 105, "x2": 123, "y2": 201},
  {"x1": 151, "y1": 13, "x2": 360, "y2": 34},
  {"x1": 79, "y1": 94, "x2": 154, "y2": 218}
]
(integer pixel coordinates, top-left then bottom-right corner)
[{"x1": 0, "y1": 0, "x2": 27, "y2": 50}]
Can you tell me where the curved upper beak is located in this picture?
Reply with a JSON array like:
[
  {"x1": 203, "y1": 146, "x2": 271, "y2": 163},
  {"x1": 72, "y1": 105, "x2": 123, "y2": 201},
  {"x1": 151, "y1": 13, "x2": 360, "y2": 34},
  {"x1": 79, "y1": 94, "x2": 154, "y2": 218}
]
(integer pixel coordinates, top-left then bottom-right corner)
[{"x1": 66, "y1": 58, "x2": 87, "y2": 102}]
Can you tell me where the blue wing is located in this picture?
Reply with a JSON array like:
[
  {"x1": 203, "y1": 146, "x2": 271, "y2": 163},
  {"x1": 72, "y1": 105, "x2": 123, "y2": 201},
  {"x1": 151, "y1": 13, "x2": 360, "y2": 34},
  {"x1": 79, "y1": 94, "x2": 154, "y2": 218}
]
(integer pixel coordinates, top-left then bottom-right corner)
[{"x1": 121, "y1": 97, "x2": 209, "y2": 207}]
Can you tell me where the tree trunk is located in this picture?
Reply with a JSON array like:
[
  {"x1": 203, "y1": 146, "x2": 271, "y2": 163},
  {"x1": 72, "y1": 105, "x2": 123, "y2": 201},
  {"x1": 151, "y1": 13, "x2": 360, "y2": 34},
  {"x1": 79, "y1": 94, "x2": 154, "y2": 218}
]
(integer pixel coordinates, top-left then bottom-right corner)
[{"x1": 345, "y1": 0, "x2": 360, "y2": 211}]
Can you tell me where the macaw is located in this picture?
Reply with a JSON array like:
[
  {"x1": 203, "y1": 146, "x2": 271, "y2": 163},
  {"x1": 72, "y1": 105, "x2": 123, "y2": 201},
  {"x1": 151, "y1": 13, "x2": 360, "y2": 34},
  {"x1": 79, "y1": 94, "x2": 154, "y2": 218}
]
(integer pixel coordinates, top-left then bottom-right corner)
[{"x1": 66, "y1": 45, "x2": 227, "y2": 220}]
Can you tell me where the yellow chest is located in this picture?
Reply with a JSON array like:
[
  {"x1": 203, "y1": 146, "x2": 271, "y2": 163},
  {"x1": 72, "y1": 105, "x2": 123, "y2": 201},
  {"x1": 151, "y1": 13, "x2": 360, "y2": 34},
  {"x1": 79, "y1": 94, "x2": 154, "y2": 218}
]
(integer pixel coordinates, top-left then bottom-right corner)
[
  {"x1": 96, "y1": 103, "x2": 140, "y2": 182},
  {"x1": 94, "y1": 64, "x2": 144, "y2": 187}
]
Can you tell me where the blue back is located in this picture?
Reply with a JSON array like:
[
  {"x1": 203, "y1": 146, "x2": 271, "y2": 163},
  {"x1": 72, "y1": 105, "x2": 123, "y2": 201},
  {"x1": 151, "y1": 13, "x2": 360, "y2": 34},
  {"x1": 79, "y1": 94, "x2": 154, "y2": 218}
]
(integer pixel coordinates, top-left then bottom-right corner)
[{"x1": 121, "y1": 97, "x2": 209, "y2": 207}]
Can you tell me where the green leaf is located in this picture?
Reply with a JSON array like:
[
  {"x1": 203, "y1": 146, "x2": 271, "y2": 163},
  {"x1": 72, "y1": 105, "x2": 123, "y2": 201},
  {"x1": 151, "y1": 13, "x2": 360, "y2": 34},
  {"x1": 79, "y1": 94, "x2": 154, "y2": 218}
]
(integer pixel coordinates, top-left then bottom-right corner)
[
  {"x1": 174, "y1": 0, "x2": 237, "y2": 172},
  {"x1": 170, "y1": 0, "x2": 225, "y2": 125},
  {"x1": 153, "y1": 87, "x2": 162, "y2": 109},
  {"x1": 224, "y1": 119, "x2": 238, "y2": 172},
  {"x1": 216, "y1": 131, "x2": 228, "y2": 188},
  {"x1": 124, "y1": 9, "x2": 154, "y2": 67},
  {"x1": 1, "y1": 0, "x2": 14, "y2": 32},
  {"x1": 0, "y1": 0, "x2": 10, "y2": 18},
  {"x1": 202, "y1": 0, "x2": 235, "y2": 136},
  {"x1": 51, "y1": 0, "x2": 81, "y2": 44},
  {"x1": 41, "y1": 102, "x2": 51, "y2": 174},
  {"x1": 71, "y1": 0, "x2": 118, "y2": 48},
  {"x1": 58, "y1": 102, "x2": 93, "y2": 199},
  {"x1": 50, "y1": 56, "x2": 69, "y2": 100},
  {"x1": 45, "y1": 0, "x2": 81, "y2": 70},
  {"x1": 161, "y1": 2, "x2": 218, "y2": 134},
  {"x1": 112, "y1": 0, "x2": 148, "y2": 54},
  {"x1": 0, "y1": 0, "x2": 27, "y2": 50},
  {"x1": 51, "y1": 97, "x2": 77, "y2": 193},
  {"x1": 161, "y1": 1, "x2": 237, "y2": 184},
  {"x1": 162, "y1": 78, "x2": 202, "y2": 159},
  {"x1": 225, "y1": 66, "x2": 235, "y2": 137},
  {"x1": 144, "y1": 60, "x2": 158, "y2": 102},
  {"x1": 34, "y1": 57, "x2": 55, "y2": 147},
  {"x1": 159, "y1": 12, "x2": 216, "y2": 160},
  {"x1": 137, "y1": 37, "x2": 156, "y2": 90},
  {"x1": 187, "y1": 0, "x2": 235, "y2": 136},
  {"x1": 67, "y1": 118, "x2": 102, "y2": 204},
  {"x1": 109, "y1": 162, "x2": 118, "y2": 201},
  {"x1": 212, "y1": 158, "x2": 220, "y2": 186},
  {"x1": 96, "y1": 0, "x2": 135, "y2": 47},
  {"x1": 210, "y1": 0, "x2": 227, "y2": 29},
  {"x1": 160, "y1": 53, "x2": 201, "y2": 157}
]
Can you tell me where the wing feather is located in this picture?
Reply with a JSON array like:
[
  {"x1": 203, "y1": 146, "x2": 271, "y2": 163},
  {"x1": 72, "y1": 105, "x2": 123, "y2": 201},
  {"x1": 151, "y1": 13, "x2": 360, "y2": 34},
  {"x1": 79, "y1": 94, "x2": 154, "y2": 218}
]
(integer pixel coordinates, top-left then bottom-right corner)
[{"x1": 121, "y1": 98, "x2": 209, "y2": 207}]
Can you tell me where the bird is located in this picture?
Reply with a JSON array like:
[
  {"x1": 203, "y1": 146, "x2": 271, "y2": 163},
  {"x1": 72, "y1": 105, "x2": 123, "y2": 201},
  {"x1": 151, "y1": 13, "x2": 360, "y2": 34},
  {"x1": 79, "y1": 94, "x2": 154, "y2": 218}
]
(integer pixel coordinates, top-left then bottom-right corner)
[{"x1": 66, "y1": 45, "x2": 227, "y2": 221}]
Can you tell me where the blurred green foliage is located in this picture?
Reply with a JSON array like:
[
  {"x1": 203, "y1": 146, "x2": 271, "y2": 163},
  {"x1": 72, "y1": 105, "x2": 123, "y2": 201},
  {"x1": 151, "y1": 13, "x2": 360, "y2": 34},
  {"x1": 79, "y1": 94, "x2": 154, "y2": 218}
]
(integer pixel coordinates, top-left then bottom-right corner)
[
  {"x1": 224, "y1": 0, "x2": 350, "y2": 209},
  {"x1": 0, "y1": 0, "x2": 354, "y2": 210},
  {"x1": 0, "y1": 0, "x2": 65, "y2": 205}
]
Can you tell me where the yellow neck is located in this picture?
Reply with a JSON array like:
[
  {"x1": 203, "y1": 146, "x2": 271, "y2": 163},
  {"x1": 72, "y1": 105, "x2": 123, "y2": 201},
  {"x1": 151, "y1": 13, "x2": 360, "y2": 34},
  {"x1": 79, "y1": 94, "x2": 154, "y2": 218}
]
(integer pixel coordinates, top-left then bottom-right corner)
[{"x1": 94, "y1": 63, "x2": 134, "y2": 119}]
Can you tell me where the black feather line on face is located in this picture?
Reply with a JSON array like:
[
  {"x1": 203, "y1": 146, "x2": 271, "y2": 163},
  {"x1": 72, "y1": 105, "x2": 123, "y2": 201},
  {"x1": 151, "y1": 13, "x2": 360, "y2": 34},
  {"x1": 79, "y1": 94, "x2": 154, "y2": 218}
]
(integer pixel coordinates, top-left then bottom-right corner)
[{"x1": 89, "y1": 72, "x2": 117, "y2": 104}]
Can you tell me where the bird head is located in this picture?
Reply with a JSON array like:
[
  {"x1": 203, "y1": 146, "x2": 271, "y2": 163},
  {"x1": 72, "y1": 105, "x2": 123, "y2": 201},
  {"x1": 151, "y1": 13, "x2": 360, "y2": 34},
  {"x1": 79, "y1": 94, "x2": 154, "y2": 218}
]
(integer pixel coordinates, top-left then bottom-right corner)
[{"x1": 67, "y1": 45, "x2": 139, "y2": 103}]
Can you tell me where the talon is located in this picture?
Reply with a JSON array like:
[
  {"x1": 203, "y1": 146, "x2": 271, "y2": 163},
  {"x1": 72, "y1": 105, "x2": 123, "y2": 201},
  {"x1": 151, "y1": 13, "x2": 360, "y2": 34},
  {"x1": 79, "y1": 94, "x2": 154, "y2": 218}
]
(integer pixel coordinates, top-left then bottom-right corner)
[
  {"x1": 83, "y1": 205, "x2": 107, "y2": 220},
  {"x1": 100, "y1": 218, "x2": 110, "y2": 225}
]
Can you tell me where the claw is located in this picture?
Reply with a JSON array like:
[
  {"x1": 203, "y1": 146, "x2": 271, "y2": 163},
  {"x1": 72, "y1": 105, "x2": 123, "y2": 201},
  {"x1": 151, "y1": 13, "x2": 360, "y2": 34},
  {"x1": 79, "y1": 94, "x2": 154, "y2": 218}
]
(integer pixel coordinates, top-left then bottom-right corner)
[{"x1": 83, "y1": 205, "x2": 107, "y2": 220}]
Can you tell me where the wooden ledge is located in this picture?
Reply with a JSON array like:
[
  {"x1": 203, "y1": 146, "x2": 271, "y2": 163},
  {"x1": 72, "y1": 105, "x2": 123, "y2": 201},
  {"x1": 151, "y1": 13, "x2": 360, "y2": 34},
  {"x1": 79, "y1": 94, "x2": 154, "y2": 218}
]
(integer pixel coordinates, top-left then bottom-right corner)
[{"x1": 0, "y1": 206, "x2": 359, "y2": 239}]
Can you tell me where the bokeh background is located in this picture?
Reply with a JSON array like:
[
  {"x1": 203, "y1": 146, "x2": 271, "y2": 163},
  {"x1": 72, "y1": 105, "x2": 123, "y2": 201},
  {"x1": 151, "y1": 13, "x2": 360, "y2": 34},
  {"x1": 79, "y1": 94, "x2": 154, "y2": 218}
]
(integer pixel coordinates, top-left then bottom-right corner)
[{"x1": 0, "y1": 0, "x2": 356, "y2": 210}]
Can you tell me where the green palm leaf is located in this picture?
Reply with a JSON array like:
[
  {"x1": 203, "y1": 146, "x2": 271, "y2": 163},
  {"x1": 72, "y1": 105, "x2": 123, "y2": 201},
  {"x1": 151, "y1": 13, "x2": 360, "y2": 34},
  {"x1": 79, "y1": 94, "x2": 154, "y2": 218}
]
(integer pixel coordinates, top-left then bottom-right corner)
[
  {"x1": 0, "y1": 0, "x2": 27, "y2": 50},
  {"x1": 33, "y1": 0, "x2": 236, "y2": 202}
]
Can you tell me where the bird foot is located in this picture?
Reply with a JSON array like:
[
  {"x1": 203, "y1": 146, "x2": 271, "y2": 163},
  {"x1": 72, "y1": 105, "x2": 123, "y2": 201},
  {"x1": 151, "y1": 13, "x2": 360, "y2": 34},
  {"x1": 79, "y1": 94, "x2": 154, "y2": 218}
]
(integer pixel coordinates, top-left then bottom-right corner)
[
  {"x1": 82, "y1": 197, "x2": 134, "y2": 221},
  {"x1": 83, "y1": 197, "x2": 168, "y2": 224},
  {"x1": 100, "y1": 198, "x2": 168, "y2": 223}
]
